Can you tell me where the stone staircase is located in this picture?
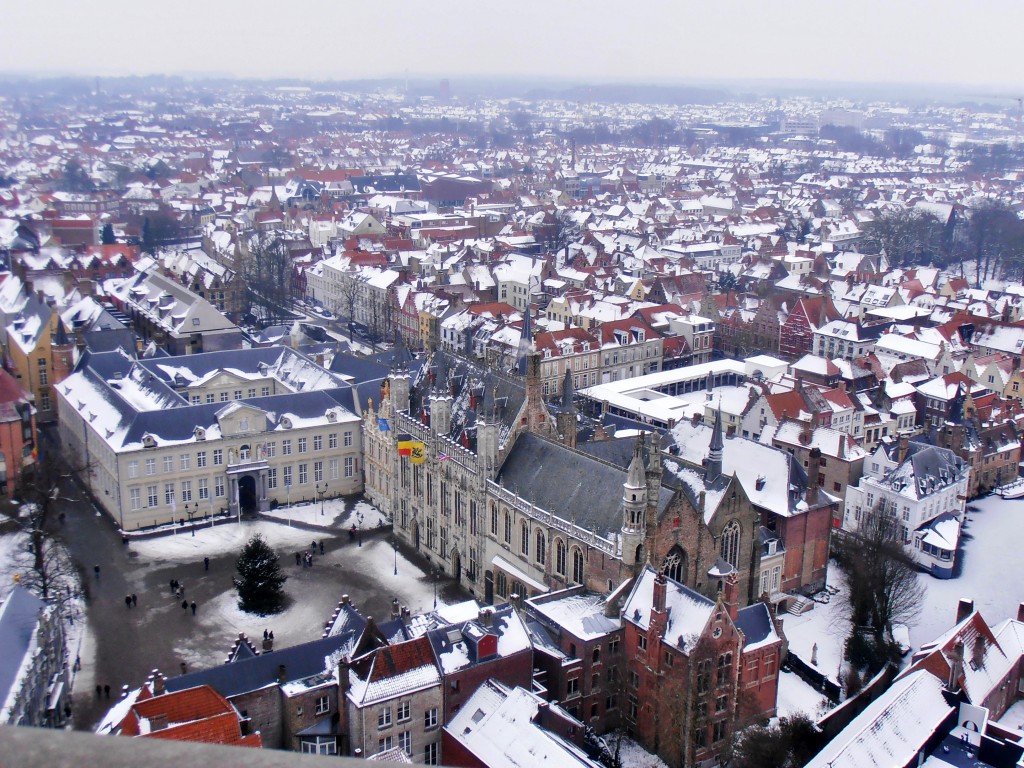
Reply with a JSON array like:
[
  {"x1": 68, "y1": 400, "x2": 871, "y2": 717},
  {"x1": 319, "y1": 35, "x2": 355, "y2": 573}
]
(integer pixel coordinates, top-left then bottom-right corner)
[{"x1": 786, "y1": 594, "x2": 814, "y2": 616}]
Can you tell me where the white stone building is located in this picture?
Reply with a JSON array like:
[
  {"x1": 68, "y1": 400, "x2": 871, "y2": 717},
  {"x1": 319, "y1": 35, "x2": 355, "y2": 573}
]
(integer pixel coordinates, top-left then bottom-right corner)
[{"x1": 56, "y1": 347, "x2": 362, "y2": 530}]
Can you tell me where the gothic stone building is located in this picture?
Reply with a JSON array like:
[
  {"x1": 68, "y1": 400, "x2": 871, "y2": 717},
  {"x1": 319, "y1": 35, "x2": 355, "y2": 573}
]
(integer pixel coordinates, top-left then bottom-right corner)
[{"x1": 363, "y1": 347, "x2": 835, "y2": 614}]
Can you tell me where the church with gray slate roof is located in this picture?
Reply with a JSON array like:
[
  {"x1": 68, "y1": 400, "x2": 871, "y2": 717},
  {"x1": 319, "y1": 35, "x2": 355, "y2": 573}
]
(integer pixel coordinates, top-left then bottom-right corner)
[{"x1": 362, "y1": 339, "x2": 837, "y2": 611}]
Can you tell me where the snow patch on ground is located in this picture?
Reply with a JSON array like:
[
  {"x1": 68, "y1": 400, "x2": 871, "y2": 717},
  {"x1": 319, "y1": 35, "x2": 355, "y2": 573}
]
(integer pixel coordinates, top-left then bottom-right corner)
[
  {"x1": 616, "y1": 734, "x2": 670, "y2": 768},
  {"x1": 776, "y1": 669, "x2": 829, "y2": 720},
  {"x1": 129, "y1": 519, "x2": 340, "y2": 564},
  {"x1": 780, "y1": 568, "x2": 850, "y2": 686},
  {"x1": 260, "y1": 496, "x2": 390, "y2": 530}
]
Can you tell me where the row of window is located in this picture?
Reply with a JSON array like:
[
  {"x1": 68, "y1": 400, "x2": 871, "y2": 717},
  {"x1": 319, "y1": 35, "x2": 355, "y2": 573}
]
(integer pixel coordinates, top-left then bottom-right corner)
[
  {"x1": 126, "y1": 433, "x2": 354, "y2": 477},
  {"x1": 126, "y1": 459, "x2": 355, "y2": 511},
  {"x1": 191, "y1": 386, "x2": 273, "y2": 404},
  {"x1": 378, "y1": 704, "x2": 437, "y2": 730}
]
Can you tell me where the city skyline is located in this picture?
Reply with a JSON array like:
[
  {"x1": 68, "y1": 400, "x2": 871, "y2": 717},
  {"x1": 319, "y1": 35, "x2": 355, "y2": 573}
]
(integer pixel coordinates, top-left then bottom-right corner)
[{"x1": 5, "y1": 0, "x2": 1024, "y2": 91}]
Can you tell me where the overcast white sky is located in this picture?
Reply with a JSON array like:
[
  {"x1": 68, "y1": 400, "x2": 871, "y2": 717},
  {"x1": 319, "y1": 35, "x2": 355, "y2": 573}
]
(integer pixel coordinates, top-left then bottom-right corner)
[{"x1": 4, "y1": 0, "x2": 1022, "y2": 90}]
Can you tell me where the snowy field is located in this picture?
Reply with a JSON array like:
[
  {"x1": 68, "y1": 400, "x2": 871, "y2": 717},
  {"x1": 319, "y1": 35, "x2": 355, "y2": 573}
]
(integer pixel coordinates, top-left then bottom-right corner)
[{"x1": 911, "y1": 494, "x2": 1024, "y2": 647}]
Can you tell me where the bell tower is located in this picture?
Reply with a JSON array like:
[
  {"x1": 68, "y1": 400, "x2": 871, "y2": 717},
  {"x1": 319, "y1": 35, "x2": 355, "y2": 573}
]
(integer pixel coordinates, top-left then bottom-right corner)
[{"x1": 621, "y1": 435, "x2": 648, "y2": 567}]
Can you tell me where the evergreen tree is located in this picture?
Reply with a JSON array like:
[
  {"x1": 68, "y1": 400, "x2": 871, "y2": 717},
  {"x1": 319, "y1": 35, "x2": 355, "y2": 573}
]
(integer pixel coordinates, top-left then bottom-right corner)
[
  {"x1": 233, "y1": 534, "x2": 287, "y2": 614},
  {"x1": 101, "y1": 222, "x2": 116, "y2": 245}
]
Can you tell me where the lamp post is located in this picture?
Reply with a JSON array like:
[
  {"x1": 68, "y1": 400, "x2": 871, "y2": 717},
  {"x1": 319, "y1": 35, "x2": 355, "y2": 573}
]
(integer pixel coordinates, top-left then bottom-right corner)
[
  {"x1": 286, "y1": 481, "x2": 292, "y2": 526},
  {"x1": 393, "y1": 537, "x2": 398, "y2": 576},
  {"x1": 317, "y1": 483, "x2": 328, "y2": 517},
  {"x1": 433, "y1": 568, "x2": 438, "y2": 609},
  {"x1": 187, "y1": 504, "x2": 195, "y2": 537}
]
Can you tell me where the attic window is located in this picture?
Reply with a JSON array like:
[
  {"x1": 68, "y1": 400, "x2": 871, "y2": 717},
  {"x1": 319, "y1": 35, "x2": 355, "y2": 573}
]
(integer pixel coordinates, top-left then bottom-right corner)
[
  {"x1": 143, "y1": 434, "x2": 156, "y2": 448},
  {"x1": 194, "y1": 427, "x2": 206, "y2": 441},
  {"x1": 192, "y1": 318, "x2": 201, "y2": 326},
  {"x1": 280, "y1": 417, "x2": 292, "y2": 430}
]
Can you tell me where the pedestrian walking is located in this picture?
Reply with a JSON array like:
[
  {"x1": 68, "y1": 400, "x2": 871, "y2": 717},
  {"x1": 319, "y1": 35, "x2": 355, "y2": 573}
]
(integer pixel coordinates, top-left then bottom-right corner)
[
  {"x1": 203, "y1": 556, "x2": 209, "y2": 571},
  {"x1": 179, "y1": 584, "x2": 185, "y2": 598},
  {"x1": 191, "y1": 601, "x2": 197, "y2": 615},
  {"x1": 311, "y1": 540, "x2": 317, "y2": 552},
  {"x1": 104, "y1": 684, "x2": 110, "y2": 699},
  {"x1": 124, "y1": 595, "x2": 132, "y2": 609},
  {"x1": 263, "y1": 628, "x2": 269, "y2": 640},
  {"x1": 182, "y1": 599, "x2": 188, "y2": 610},
  {"x1": 319, "y1": 542, "x2": 324, "y2": 555},
  {"x1": 169, "y1": 578, "x2": 175, "y2": 593},
  {"x1": 94, "y1": 564, "x2": 100, "y2": 579},
  {"x1": 349, "y1": 525, "x2": 355, "y2": 541},
  {"x1": 95, "y1": 685, "x2": 101, "y2": 698},
  {"x1": 131, "y1": 593, "x2": 137, "y2": 607},
  {"x1": 295, "y1": 552, "x2": 301, "y2": 566},
  {"x1": 180, "y1": 662, "x2": 187, "y2": 675}
]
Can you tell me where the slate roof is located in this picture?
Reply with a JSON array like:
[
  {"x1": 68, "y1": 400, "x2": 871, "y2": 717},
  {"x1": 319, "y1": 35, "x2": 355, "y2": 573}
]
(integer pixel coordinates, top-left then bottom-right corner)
[
  {"x1": 164, "y1": 629, "x2": 364, "y2": 700},
  {"x1": 0, "y1": 587, "x2": 46, "y2": 718},
  {"x1": 734, "y1": 602, "x2": 779, "y2": 651},
  {"x1": 496, "y1": 432, "x2": 673, "y2": 540}
]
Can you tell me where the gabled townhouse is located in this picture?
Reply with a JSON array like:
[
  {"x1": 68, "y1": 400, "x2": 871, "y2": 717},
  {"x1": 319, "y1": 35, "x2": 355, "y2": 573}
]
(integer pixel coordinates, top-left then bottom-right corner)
[
  {"x1": 533, "y1": 327, "x2": 601, "y2": 398},
  {"x1": 345, "y1": 636, "x2": 444, "y2": 762},
  {"x1": 620, "y1": 568, "x2": 784, "y2": 768},
  {"x1": 524, "y1": 587, "x2": 624, "y2": 734},
  {"x1": 844, "y1": 437, "x2": 969, "y2": 577},
  {"x1": 762, "y1": 421, "x2": 866, "y2": 517},
  {"x1": 595, "y1": 317, "x2": 663, "y2": 383}
]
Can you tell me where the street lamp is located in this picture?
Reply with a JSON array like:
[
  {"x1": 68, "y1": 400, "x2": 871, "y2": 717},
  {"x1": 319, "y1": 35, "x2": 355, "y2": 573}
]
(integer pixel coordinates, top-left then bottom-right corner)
[
  {"x1": 317, "y1": 483, "x2": 328, "y2": 517},
  {"x1": 186, "y1": 504, "x2": 195, "y2": 537},
  {"x1": 433, "y1": 568, "x2": 438, "y2": 609},
  {"x1": 286, "y1": 481, "x2": 292, "y2": 527},
  {"x1": 393, "y1": 537, "x2": 398, "y2": 576}
]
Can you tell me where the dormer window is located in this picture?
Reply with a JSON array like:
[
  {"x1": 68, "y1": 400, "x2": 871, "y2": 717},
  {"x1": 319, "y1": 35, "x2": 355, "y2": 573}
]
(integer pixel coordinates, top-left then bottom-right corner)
[{"x1": 194, "y1": 427, "x2": 206, "y2": 441}]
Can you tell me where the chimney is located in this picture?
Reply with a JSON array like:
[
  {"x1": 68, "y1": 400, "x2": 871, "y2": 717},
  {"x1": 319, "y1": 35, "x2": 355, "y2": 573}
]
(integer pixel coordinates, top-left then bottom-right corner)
[
  {"x1": 653, "y1": 570, "x2": 667, "y2": 615},
  {"x1": 153, "y1": 673, "x2": 165, "y2": 696},
  {"x1": 510, "y1": 592, "x2": 523, "y2": 609},
  {"x1": 950, "y1": 641, "x2": 965, "y2": 692},
  {"x1": 391, "y1": 598, "x2": 400, "y2": 619},
  {"x1": 956, "y1": 598, "x2": 975, "y2": 624},
  {"x1": 898, "y1": 435, "x2": 909, "y2": 464},
  {"x1": 535, "y1": 700, "x2": 550, "y2": 729},
  {"x1": 691, "y1": 411, "x2": 702, "y2": 426},
  {"x1": 149, "y1": 714, "x2": 168, "y2": 732},
  {"x1": 806, "y1": 447, "x2": 821, "y2": 505},
  {"x1": 722, "y1": 572, "x2": 739, "y2": 622},
  {"x1": 478, "y1": 607, "x2": 494, "y2": 628}
]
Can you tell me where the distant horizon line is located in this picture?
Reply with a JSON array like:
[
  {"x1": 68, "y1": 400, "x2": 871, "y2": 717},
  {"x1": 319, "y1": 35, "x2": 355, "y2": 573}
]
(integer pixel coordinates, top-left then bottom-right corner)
[{"x1": 0, "y1": 69, "x2": 1021, "y2": 96}]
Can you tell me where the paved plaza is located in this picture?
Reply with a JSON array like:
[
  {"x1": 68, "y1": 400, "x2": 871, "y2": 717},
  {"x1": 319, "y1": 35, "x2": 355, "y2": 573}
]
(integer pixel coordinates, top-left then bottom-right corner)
[{"x1": 57, "y1": 493, "x2": 463, "y2": 730}]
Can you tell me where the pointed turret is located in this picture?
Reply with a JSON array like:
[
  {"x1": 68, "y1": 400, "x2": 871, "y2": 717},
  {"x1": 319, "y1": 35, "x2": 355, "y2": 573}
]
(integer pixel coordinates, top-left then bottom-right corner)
[
  {"x1": 621, "y1": 434, "x2": 648, "y2": 568},
  {"x1": 705, "y1": 405, "x2": 724, "y2": 483},
  {"x1": 556, "y1": 367, "x2": 578, "y2": 449},
  {"x1": 388, "y1": 333, "x2": 411, "y2": 413},
  {"x1": 516, "y1": 308, "x2": 533, "y2": 377},
  {"x1": 429, "y1": 353, "x2": 452, "y2": 437}
]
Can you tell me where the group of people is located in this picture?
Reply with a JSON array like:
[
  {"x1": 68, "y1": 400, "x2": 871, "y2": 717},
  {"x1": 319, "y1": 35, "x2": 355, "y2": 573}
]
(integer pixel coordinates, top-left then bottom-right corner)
[
  {"x1": 297, "y1": 540, "x2": 324, "y2": 568},
  {"x1": 169, "y1": 578, "x2": 198, "y2": 615},
  {"x1": 123, "y1": 593, "x2": 137, "y2": 609}
]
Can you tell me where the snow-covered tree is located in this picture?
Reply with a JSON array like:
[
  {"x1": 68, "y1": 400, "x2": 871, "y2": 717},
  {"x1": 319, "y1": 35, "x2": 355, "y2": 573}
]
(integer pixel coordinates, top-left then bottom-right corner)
[{"x1": 233, "y1": 534, "x2": 287, "y2": 614}]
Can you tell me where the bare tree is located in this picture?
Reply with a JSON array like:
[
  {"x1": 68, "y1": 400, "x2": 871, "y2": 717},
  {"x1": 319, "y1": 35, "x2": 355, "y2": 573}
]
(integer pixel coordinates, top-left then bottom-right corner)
[
  {"x1": 861, "y1": 207, "x2": 945, "y2": 267},
  {"x1": 241, "y1": 232, "x2": 293, "y2": 325},
  {"x1": 833, "y1": 504, "x2": 925, "y2": 646},
  {"x1": 336, "y1": 272, "x2": 360, "y2": 343},
  {"x1": 6, "y1": 447, "x2": 92, "y2": 611}
]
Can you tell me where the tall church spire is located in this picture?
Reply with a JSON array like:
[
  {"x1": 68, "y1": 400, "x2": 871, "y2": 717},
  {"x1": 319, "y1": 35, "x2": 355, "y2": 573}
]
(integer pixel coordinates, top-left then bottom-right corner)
[
  {"x1": 705, "y1": 405, "x2": 724, "y2": 483},
  {"x1": 517, "y1": 308, "x2": 533, "y2": 377}
]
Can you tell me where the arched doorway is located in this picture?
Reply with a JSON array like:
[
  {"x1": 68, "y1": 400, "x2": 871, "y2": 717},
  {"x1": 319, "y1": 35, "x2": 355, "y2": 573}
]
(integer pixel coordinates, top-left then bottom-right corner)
[
  {"x1": 411, "y1": 518, "x2": 420, "y2": 549},
  {"x1": 451, "y1": 550, "x2": 462, "y2": 579},
  {"x1": 238, "y1": 475, "x2": 257, "y2": 514}
]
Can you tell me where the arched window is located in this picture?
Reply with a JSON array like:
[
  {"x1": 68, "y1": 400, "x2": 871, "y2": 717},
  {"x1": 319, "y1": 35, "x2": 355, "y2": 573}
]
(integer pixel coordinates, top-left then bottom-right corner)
[
  {"x1": 490, "y1": 503, "x2": 498, "y2": 534},
  {"x1": 663, "y1": 545, "x2": 688, "y2": 584},
  {"x1": 536, "y1": 530, "x2": 546, "y2": 565},
  {"x1": 555, "y1": 538, "x2": 567, "y2": 575},
  {"x1": 720, "y1": 520, "x2": 740, "y2": 568},
  {"x1": 503, "y1": 511, "x2": 512, "y2": 544},
  {"x1": 520, "y1": 520, "x2": 530, "y2": 556},
  {"x1": 571, "y1": 546, "x2": 585, "y2": 584},
  {"x1": 495, "y1": 571, "x2": 508, "y2": 597}
]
